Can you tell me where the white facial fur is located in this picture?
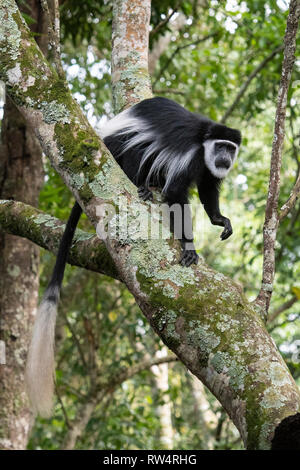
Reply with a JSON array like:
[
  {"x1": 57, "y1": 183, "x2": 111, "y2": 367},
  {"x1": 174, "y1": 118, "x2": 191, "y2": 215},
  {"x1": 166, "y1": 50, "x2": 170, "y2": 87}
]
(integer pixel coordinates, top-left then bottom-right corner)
[{"x1": 203, "y1": 139, "x2": 239, "y2": 179}]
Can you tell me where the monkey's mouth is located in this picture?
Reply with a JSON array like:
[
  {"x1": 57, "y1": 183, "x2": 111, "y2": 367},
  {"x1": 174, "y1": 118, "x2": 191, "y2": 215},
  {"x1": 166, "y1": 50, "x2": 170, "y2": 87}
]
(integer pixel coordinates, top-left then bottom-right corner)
[{"x1": 215, "y1": 158, "x2": 231, "y2": 170}]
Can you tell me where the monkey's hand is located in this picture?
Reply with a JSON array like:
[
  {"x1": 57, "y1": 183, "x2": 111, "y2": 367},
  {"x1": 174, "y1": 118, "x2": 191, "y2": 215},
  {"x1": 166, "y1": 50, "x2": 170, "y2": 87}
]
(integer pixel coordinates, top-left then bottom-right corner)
[
  {"x1": 220, "y1": 217, "x2": 232, "y2": 240},
  {"x1": 210, "y1": 215, "x2": 233, "y2": 240},
  {"x1": 138, "y1": 185, "x2": 153, "y2": 202},
  {"x1": 180, "y1": 248, "x2": 199, "y2": 267}
]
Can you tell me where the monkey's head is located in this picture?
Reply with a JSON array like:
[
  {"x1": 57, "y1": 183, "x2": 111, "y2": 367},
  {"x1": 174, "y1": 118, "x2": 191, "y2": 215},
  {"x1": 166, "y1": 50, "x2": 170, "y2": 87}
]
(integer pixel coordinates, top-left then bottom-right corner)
[{"x1": 203, "y1": 124, "x2": 242, "y2": 179}]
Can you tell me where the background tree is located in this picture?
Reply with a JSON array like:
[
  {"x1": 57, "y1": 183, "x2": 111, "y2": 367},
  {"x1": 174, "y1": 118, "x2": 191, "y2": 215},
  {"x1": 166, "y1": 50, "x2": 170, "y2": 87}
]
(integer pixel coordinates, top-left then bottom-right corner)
[{"x1": 0, "y1": 0, "x2": 47, "y2": 449}]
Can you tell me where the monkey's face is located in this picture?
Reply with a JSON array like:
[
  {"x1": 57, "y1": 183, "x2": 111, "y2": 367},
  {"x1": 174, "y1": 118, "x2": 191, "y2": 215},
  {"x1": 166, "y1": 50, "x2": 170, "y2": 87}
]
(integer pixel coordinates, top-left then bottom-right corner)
[{"x1": 203, "y1": 139, "x2": 239, "y2": 179}]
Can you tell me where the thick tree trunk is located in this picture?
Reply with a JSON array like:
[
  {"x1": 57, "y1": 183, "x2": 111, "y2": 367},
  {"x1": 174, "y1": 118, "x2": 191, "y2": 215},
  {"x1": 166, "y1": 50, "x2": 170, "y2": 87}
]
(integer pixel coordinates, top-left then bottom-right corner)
[
  {"x1": 0, "y1": 0, "x2": 300, "y2": 449},
  {"x1": 0, "y1": 0, "x2": 45, "y2": 449},
  {"x1": 0, "y1": 98, "x2": 43, "y2": 450}
]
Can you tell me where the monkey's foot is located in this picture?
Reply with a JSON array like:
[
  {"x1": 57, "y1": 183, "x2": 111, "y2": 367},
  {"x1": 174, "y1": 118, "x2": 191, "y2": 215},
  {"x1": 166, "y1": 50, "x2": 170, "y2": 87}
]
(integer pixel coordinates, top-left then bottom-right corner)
[
  {"x1": 138, "y1": 186, "x2": 153, "y2": 201},
  {"x1": 180, "y1": 249, "x2": 199, "y2": 267}
]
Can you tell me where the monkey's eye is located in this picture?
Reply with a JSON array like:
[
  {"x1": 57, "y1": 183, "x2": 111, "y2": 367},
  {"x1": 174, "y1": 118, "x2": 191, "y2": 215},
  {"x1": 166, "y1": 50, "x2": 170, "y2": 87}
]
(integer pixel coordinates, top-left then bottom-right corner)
[{"x1": 215, "y1": 142, "x2": 236, "y2": 157}]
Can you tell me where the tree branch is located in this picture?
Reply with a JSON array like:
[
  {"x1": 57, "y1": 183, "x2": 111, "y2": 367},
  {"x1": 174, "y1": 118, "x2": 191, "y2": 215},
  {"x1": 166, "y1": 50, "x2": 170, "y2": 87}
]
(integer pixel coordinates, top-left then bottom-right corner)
[
  {"x1": 221, "y1": 45, "x2": 284, "y2": 124},
  {"x1": 279, "y1": 172, "x2": 300, "y2": 221},
  {"x1": 0, "y1": 200, "x2": 119, "y2": 280},
  {"x1": 109, "y1": 355, "x2": 178, "y2": 389},
  {"x1": 269, "y1": 314, "x2": 299, "y2": 333},
  {"x1": 62, "y1": 355, "x2": 177, "y2": 449},
  {"x1": 153, "y1": 87, "x2": 185, "y2": 96},
  {"x1": 153, "y1": 32, "x2": 218, "y2": 88},
  {"x1": 40, "y1": 0, "x2": 64, "y2": 77},
  {"x1": 268, "y1": 295, "x2": 298, "y2": 324},
  {"x1": 150, "y1": 8, "x2": 178, "y2": 38},
  {"x1": 148, "y1": 11, "x2": 187, "y2": 75},
  {"x1": 255, "y1": 0, "x2": 300, "y2": 316}
]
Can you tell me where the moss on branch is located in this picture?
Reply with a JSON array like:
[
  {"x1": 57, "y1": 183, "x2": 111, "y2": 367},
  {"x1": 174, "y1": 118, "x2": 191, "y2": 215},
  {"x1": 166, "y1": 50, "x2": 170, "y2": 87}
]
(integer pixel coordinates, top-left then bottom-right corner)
[{"x1": 0, "y1": 200, "x2": 119, "y2": 280}]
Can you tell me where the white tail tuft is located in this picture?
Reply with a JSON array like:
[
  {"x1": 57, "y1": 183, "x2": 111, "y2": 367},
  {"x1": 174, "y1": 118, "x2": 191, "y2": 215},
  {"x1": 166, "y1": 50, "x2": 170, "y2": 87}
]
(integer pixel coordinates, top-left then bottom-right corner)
[{"x1": 26, "y1": 297, "x2": 57, "y2": 418}]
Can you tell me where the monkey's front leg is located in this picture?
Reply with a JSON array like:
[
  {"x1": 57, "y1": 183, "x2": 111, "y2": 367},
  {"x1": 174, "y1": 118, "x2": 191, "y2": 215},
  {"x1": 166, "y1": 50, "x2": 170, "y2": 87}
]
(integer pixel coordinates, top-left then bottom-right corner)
[
  {"x1": 210, "y1": 214, "x2": 232, "y2": 240},
  {"x1": 197, "y1": 180, "x2": 233, "y2": 241}
]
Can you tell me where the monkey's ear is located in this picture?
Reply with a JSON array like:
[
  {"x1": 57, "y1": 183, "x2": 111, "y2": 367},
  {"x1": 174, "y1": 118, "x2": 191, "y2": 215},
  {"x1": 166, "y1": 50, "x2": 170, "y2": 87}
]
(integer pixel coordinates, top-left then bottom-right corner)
[
  {"x1": 203, "y1": 125, "x2": 213, "y2": 141},
  {"x1": 203, "y1": 131, "x2": 211, "y2": 141}
]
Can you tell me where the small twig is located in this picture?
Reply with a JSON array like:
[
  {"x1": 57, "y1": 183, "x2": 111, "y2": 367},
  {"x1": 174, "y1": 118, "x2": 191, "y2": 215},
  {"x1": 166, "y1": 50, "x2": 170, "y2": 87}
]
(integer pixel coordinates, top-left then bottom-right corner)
[
  {"x1": 153, "y1": 32, "x2": 218, "y2": 87},
  {"x1": 255, "y1": 0, "x2": 300, "y2": 317},
  {"x1": 153, "y1": 88, "x2": 185, "y2": 95},
  {"x1": 221, "y1": 45, "x2": 284, "y2": 124},
  {"x1": 268, "y1": 295, "x2": 298, "y2": 324},
  {"x1": 55, "y1": 383, "x2": 71, "y2": 428},
  {"x1": 150, "y1": 8, "x2": 178, "y2": 37},
  {"x1": 52, "y1": 0, "x2": 63, "y2": 75},
  {"x1": 276, "y1": 201, "x2": 300, "y2": 264},
  {"x1": 62, "y1": 310, "x2": 88, "y2": 369},
  {"x1": 59, "y1": 382, "x2": 87, "y2": 400},
  {"x1": 276, "y1": 110, "x2": 300, "y2": 223},
  {"x1": 279, "y1": 172, "x2": 300, "y2": 220},
  {"x1": 269, "y1": 314, "x2": 299, "y2": 333},
  {"x1": 105, "y1": 355, "x2": 178, "y2": 389},
  {"x1": 82, "y1": 314, "x2": 98, "y2": 380},
  {"x1": 53, "y1": 0, "x2": 60, "y2": 43},
  {"x1": 62, "y1": 396, "x2": 99, "y2": 449}
]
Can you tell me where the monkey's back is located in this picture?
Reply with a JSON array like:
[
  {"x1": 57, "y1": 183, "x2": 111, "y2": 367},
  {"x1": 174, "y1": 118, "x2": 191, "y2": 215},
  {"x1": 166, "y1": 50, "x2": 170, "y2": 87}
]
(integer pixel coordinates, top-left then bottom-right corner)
[{"x1": 101, "y1": 97, "x2": 210, "y2": 191}]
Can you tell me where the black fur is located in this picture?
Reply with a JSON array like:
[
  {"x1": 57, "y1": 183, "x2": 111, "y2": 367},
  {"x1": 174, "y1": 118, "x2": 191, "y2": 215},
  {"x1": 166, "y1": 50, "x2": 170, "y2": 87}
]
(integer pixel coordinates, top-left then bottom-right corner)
[
  {"x1": 45, "y1": 98, "x2": 241, "y2": 296},
  {"x1": 104, "y1": 97, "x2": 241, "y2": 267},
  {"x1": 44, "y1": 201, "x2": 82, "y2": 304}
]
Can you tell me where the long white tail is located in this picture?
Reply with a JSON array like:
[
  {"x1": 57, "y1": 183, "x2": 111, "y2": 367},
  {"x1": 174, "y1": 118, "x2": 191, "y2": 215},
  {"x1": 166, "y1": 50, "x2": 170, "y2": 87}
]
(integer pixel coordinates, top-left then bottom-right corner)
[
  {"x1": 25, "y1": 293, "x2": 58, "y2": 418},
  {"x1": 25, "y1": 202, "x2": 82, "y2": 417}
]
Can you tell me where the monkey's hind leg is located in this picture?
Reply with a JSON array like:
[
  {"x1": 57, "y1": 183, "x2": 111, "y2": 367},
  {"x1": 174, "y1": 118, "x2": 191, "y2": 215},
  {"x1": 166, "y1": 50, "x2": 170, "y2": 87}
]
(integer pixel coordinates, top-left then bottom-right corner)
[
  {"x1": 138, "y1": 185, "x2": 153, "y2": 201},
  {"x1": 180, "y1": 244, "x2": 199, "y2": 267}
]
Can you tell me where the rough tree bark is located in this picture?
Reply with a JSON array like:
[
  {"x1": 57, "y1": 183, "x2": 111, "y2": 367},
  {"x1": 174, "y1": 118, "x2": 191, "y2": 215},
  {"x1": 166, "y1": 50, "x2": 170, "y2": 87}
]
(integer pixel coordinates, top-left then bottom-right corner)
[
  {"x1": 0, "y1": 97, "x2": 42, "y2": 451},
  {"x1": 0, "y1": 201, "x2": 119, "y2": 279},
  {"x1": 0, "y1": 0, "x2": 300, "y2": 449},
  {"x1": 0, "y1": 0, "x2": 46, "y2": 449}
]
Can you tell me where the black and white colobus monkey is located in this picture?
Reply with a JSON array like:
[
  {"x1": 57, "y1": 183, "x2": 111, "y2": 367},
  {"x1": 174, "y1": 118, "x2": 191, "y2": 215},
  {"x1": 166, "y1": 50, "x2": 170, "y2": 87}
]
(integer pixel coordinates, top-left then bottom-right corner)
[
  {"x1": 102, "y1": 97, "x2": 241, "y2": 266},
  {"x1": 26, "y1": 97, "x2": 241, "y2": 417}
]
